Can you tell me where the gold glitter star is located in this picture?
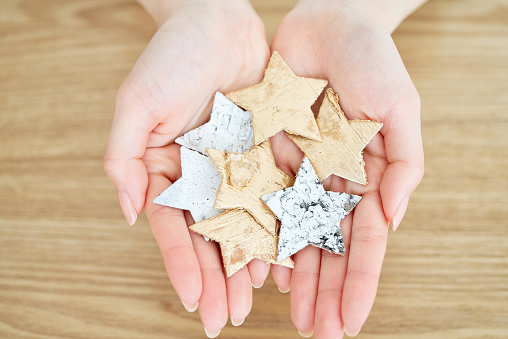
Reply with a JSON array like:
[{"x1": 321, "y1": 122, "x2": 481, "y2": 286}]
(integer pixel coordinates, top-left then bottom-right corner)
[
  {"x1": 226, "y1": 51, "x2": 327, "y2": 145},
  {"x1": 288, "y1": 88, "x2": 383, "y2": 185}
]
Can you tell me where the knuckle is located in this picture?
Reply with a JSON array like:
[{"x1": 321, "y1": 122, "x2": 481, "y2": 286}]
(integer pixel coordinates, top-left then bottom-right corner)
[
  {"x1": 115, "y1": 78, "x2": 136, "y2": 105},
  {"x1": 413, "y1": 160, "x2": 425, "y2": 183},
  {"x1": 102, "y1": 156, "x2": 119, "y2": 180},
  {"x1": 351, "y1": 223, "x2": 387, "y2": 245}
]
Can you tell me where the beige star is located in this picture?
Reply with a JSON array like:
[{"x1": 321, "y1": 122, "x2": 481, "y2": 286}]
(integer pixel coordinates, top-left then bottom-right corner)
[
  {"x1": 207, "y1": 140, "x2": 293, "y2": 236},
  {"x1": 288, "y1": 88, "x2": 383, "y2": 185},
  {"x1": 189, "y1": 209, "x2": 294, "y2": 277},
  {"x1": 226, "y1": 51, "x2": 327, "y2": 145}
]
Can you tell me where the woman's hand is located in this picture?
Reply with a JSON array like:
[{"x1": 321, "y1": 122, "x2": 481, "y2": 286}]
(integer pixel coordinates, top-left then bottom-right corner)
[
  {"x1": 103, "y1": 1, "x2": 269, "y2": 336},
  {"x1": 269, "y1": 1, "x2": 424, "y2": 337}
]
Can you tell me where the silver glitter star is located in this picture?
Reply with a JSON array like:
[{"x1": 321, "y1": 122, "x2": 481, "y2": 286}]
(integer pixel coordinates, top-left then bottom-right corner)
[
  {"x1": 262, "y1": 158, "x2": 361, "y2": 262},
  {"x1": 175, "y1": 92, "x2": 254, "y2": 154},
  {"x1": 153, "y1": 147, "x2": 222, "y2": 223}
]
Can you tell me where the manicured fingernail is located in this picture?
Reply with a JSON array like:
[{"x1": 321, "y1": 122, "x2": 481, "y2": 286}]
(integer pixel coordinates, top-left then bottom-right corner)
[
  {"x1": 278, "y1": 286, "x2": 290, "y2": 293},
  {"x1": 204, "y1": 327, "x2": 221, "y2": 338},
  {"x1": 252, "y1": 281, "x2": 264, "y2": 288},
  {"x1": 119, "y1": 191, "x2": 137, "y2": 226},
  {"x1": 181, "y1": 300, "x2": 198, "y2": 313},
  {"x1": 392, "y1": 196, "x2": 410, "y2": 231},
  {"x1": 298, "y1": 329, "x2": 314, "y2": 337},
  {"x1": 345, "y1": 327, "x2": 361, "y2": 337},
  {"x1": 231, "y1": 316, "x2": 245, "y2": 326}
]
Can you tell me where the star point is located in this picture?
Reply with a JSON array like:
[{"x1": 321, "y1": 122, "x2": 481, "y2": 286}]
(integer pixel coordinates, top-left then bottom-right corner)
[
  {"x1": 288, "y1": 88, "x2": 383, "y2": 185},
  {"x1": 153, "y1": 147, "x2": 222, "y2": 223},
  {"x1": 175, "y1": 92, "x2": 254, "y2": 155},
  {"x1": 226, "y1": 51, "x2": 327, "y2": 145},
  {"x1": 262, "y1": 158, "x2": 361, "y2": 262}
]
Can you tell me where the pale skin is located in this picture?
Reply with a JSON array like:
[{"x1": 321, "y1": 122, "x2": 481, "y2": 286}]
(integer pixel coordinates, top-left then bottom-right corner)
[{"x1": 103, "y1": 0, "x2": 426, "y2": 338}]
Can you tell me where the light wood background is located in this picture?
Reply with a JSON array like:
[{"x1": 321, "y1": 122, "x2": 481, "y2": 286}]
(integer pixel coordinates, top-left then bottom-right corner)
[{"x1": 1, "y1": 0, "x2": 507, "y2": 338}]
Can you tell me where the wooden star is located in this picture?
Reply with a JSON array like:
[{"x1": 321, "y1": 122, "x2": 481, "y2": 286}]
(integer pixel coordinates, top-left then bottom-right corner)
[
  {"x1": 226, "y1": 51, "x2": 327, "y2": 145},
  {"x1": 262, "y1": 158, "x2": 361, "y2": 262},
  {"x1": 288, "y1": 88, "x2": 383, "y2": 185},
  {"x1": 206, "y1": 140, "x2": 293, "y2": 236},
  {"x1": 175, "y1": 92, "x2": 254, "y2": 155},
  {"x1": 189, "y1": 209, "x2": 294, "y2": 277},
  {"x1": 153, "y1": 147, "x2": 222, "y2": 222}
]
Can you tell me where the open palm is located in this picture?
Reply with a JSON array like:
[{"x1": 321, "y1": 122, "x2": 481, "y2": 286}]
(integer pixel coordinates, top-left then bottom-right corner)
[
  {"x1": 269, "y1": 4, "x2": 424, "y2": 338},
  {"x1": 104, "y1": 2, "x2": 270, "y2": 336}
]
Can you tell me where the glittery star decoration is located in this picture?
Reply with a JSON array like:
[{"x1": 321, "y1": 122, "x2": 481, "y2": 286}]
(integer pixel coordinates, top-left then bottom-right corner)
[
  {"x1": 262, "y1": 158, "x2": 361, "y2": 262},
  {"x1": 175, "y1": 92, "x2": 254, "y2": 154},
  {"x1": 288, "y1": 88, "x2": 383, "y2": 185},
  {"x1": 226, "y1": 51, "x2": 328, "y2": 145},
  {"x1": 189, "y1": 209, "x2": 294, "y2": 277},
  {"x1": 207, "y1": 140, "x2": 293, "y2": 236},
  {"x1": 153, "y1": 147, "x2": 222, "y2": 223}
]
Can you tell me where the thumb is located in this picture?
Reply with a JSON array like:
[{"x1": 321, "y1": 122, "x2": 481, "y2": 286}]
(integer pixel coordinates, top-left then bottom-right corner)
[
  {"x1": 103, "y1": 81, "x2": 157, "y2": 225},
  {"x1": 380, "y1": 94, "x2": 424, "y2": 230}
]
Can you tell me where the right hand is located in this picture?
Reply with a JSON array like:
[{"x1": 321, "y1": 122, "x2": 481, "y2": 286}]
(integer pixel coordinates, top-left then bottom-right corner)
[
  {"x1": 269, "y1": 1, "x2": 424, "y2": 337},
  {"x1": 103, "y1": 1, "x2": 270, "y2": 336}
]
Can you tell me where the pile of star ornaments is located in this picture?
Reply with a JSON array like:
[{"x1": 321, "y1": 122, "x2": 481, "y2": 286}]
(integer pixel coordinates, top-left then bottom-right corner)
[{"x1": 154, "y1": 52, "x2": 383, "y2": 277}]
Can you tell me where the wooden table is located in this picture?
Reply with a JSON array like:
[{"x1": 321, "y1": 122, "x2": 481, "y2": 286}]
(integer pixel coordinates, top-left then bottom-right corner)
[{"x1": 1, "y1": 0, "x2": 507, "y2": 338}]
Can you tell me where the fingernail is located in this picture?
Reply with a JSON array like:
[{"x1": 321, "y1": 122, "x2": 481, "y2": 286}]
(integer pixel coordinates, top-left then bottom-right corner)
[
  {"x1": 231, "y1": 316, "x2": 245, "y2": 326},
  {"x1": 181, "y1": 300, "x2": 198, "y2": 313},
  {"x1": 278, "y1": 286, "x2": 290, "y2": 293},
  {"x1": 298, "y1": 329, "x2": 314, "y2": 337},
  {"x1": 345, "y1": 327, "x2": 361, "y2": 337},
  {"x1": 252, "y1": 281, "x2": 264, "y2": 289},
  {"x1": 119, "y1": 191, "x2": 137, "y2": 226},
  {"x1": 204, "y1": 327, "x2": 221, "y2": 338},
  {"x1": 392, "y1": 195, "x2": 409, "y2": 231}
]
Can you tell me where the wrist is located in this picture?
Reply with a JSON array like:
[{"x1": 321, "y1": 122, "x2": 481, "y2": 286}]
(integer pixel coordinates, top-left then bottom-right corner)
[
  {"x1": 137, "y1": 0, "x2": 255, "y2": 28},
  {"x1": 295, "y1": 0, "x2": 427, "y2": 33}
]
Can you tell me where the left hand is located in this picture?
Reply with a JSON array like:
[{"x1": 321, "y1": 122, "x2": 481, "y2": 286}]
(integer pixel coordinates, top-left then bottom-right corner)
[{"x1": 269, "y1": 1, "x2": 424, "y2": 337}]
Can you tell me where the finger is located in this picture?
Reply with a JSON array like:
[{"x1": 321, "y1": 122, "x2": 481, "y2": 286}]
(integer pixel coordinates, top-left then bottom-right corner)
[
  {"x1": 379, "y1": 91, "x2": 424, "y2": 230},
  {"x1": 186, "y1": 212, "x2": 228, "y2": 338},
  {"x1": 247, "y1": 259, "x2": 270, "y2": 289},
  {"x1": 103, "y1": 82, "x2": 157, "y2": 225},
  {"x1": 271, "y1": 264, "x2": 292, "y2": 293},
  {"x1": 314, "y1": 213, "x2": 352, "y2": 339},
  {"x1": 341, "y1": 191, "x2": 388, "y2": 336},
  {"x1": 226, "y1": 266, "x2": 252, "y2": 327},
  {"x1": 145, "y1": 173, "x2": 202, "y2": 312},
  {"x1": 290, "y1": 246, "x2": 321, "y2": 337},
  {"x1": 270, "y1": 131, "x2": 304, "y2": 176}
]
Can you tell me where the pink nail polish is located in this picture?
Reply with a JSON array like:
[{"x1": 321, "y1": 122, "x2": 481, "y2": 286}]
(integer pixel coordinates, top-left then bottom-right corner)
[
  {"x1": 181, "y1": 300, "x2": 198, "y2": 312},
  {"x1": 345, "y1": 326, "x2": 361, "y2": 337},
  {"x1": 204, "y1": 327, "x2": 221, "y2": 338},
  {"x1": 231, "y1": 316, "x2": 245, "y2": 326},
  {"x1": 298, "y1": 329, "x2": 314, "y2": 337},
  {"x1": 278, "y1": 286, "x2": 290, "y2": 293},
  {"x1": 119, "y1": 191, "x2": 137, "y2": 226}
]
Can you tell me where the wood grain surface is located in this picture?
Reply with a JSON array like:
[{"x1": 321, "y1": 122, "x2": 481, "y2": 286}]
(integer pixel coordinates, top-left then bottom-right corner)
[{"x1": 1, "y1": 0, "x2": 507, "y2": 338}]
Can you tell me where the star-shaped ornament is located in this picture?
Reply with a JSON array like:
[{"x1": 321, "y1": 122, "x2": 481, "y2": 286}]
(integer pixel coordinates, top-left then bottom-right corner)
[
  {"x1": 153, "y1": 147, "x2": 222, "y2": 223},
  {"x1": 226, "y1": 51, "x2": 328, "y2": 145},
  {"x1": 207, "y1": 140, "x2": 293, "y2": 236},
  {"x1": 176, "y1": 92, "x2": 254, "y2": 154},
  {"x1": 262, "y1": 158, "x2": 361, "y2": 262},
  {"x1": 189, "y1": 209, "x2": 294, "y2": 277},
  {"x1": 288, "y1": 88, "x2": 383, "y2": 185}
]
